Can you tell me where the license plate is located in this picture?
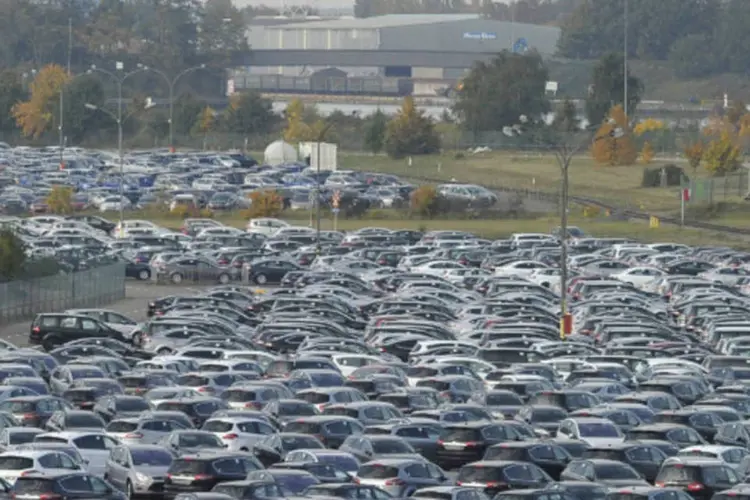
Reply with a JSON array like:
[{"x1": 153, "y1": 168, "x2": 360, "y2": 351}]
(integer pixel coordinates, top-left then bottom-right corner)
[
  {"x1": 443, "y1": 442, "x2": 467, "y2": 451},
  {"x1": 170, "y1": 476, "x2": 194, "y2": 485}
]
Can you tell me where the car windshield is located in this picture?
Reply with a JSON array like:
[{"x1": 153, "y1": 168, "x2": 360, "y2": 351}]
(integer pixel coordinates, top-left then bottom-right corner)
[
  {"x1": 131, "y1": 449, "x2": 173, "y2": 467},
  {"x1": 578, "y1": 422, "x2": 621, "y2": 437}
]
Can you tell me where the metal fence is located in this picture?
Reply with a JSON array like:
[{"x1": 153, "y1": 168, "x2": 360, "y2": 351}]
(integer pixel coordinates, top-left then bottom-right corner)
[
  {"x1": 684, "y1": 170, "x2": 749, "y2": 204},
  {"x1": 0, "y1": 263, "x2": 126, "y2": 324}
]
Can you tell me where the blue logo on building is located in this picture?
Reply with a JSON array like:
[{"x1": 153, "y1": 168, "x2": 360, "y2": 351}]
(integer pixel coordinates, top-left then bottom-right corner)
[{"x1": 513, "y1": 37, "x2": 529, "y2": 53}]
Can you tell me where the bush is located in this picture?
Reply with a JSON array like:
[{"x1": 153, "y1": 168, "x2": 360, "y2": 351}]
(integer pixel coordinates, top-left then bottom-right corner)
[
  {"x1": 410, "y1": 185, "x2": 441, "y2": 218},
  {"x1": 47, "y1": 186, "x2": 73, "y2": 214},
  {"x1": 246, "y1": 190, "x2": 284, "y2": 218},
  {"x1": 641, "y1": 164, "x2": 687, "y2": 187},
  {"x1": 169, "y1": 205, "x2": 211, "y2": 219}
]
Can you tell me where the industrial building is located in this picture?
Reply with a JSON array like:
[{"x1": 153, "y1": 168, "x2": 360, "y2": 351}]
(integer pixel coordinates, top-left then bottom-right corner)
[{"x1": 234, "y1": 14, "x2": 560, "y2": 97}]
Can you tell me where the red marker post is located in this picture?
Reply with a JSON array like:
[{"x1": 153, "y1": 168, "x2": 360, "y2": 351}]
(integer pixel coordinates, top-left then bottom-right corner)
[{"x1": 680, "y1": 188, "x2": 690, "y2": 227}]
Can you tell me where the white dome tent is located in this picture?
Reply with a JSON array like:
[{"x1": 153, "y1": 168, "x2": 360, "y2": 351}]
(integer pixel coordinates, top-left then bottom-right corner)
[{"x1": 263, "y1": 140, "x2": 298, "y2": 166}]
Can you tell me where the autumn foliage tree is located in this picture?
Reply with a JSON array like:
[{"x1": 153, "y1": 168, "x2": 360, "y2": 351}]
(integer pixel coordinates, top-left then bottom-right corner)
[
  {"x1": 283, "y1": 98, "x2": 313, "y2": 143},
  {"x1": 640, "y1": 142, "x2": 655, "y2": 164},
  {"x1": 590, "y1": 105, "x2": 638, "y2": 166},
  {"x1": 385, "y1": 97, "x2": 440, "y2": 159},
  {"x1": 703, "y1": 131, "x2": 741, "y2": 175},
  {"x1": 46, "y1": 186, "x2": 73, "y2": 214},
  {"x1": 13, "y1": 64, "x2": 68, "y2": 138},
  {"x1": 684, "y1": 142, "x2": 704, "y2": 175},
  {"x1": 247, "y1": 190, "x2": 284, "y2": 218},
  {"x1": 701, "y1": 100, "x2": 750, "y2": 175}
]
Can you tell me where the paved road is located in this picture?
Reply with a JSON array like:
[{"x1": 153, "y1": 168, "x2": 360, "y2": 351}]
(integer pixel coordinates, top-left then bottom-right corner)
[{"x1": 0, "y1": 282, "x2": 216, "y2": 348}]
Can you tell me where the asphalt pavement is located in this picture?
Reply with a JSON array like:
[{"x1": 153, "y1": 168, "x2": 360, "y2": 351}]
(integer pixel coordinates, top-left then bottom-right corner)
[{"x1": 0, "y1": 282, "x2": 216, "y2": 348}]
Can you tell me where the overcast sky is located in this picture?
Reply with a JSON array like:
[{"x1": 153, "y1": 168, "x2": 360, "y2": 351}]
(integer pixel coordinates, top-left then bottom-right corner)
[{"x1": 236, "y1": 0, "x2": 515, "y2": 11}]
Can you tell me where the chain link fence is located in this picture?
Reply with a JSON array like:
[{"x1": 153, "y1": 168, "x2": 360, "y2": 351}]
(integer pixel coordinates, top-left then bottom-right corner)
[
  {"x1": 0, "y1": 263, "x2": 126, "y2": 324},
  {"x1": 684, "y1": 170, "x2": 750, "y2": 204}
]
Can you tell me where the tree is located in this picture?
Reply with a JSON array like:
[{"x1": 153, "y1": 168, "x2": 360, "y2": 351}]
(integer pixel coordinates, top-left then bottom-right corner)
[
  {"x1": 551, "y1": 98, "x2": 579, "y2": 133},
  {"x1": 194, "y1": 106, "x2": 215, "y2": 136},
  {"x1": 684, "y1": 142, "x2": 704, "y2": 174},
  {"x1": 715, "y1": 0, "x2": 750, "y2": 75},
  {"x1": 224, "y1": 91, "x2": 276, "y2": 135},
  {"x1": 198, "y1": 0, "x2": 248, "y2": 64},
  {"x1": 0, "y1": 230, "x2": 26, "y2": 282},
  {"x1": 172, "y1": 93, "x2": 204, "y2": 137},
  {"x1": 12, "y1": 64, "x2": 68, "y2": 139},
  {"x1": 590, "y1": 105, "x2": 638, "y2": 166},
  {"x1": 56, "y1": 75, "x2": 107, "y2": 145},
  {"x1": 0, "y1": 71, "x2": 24, "y2": 136},
  {"x1": 585, "y1": 53, "x2": 643, "y2": 127},
  {"x1": 283, "y1": 98, "x2": 313, "y2": 143},
  {"x1": 453, "y1": 50, "x2": 550, "y2": 136},
  {"x1": 640, "y1": 141, "x2": 655, "y2": 164},
  {"x1": 558, "y1": 0, "x2": 718, "y2": 60},
  {"x1": 364, "y1": 110, "x2": 387, "y2": 154},
  {"x1": 384, "y1": 96, "x2": 441, "y2": 159},
  {"x1": 703, "y1": 131, "x2": 741, "y2": 175},
  {"x1": 47, "y1": 186, "x2": 74, "y2": 214},
  {"x1": 669, "y1": 34, "x2": 719, "y2": 78}
]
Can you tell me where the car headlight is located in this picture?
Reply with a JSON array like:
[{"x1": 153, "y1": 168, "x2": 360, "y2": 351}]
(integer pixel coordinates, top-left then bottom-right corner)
[{"x1": 134, "y1": 472, "x2": 150, "y2": 485}]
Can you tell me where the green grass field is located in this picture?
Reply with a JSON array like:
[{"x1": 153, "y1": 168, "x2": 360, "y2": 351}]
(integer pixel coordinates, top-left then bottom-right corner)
[{"x1": 336, "y1": 151, "x2": 704, "y2": 214}]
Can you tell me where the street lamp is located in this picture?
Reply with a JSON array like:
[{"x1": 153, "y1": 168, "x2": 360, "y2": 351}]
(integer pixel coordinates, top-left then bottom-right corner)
[
  {"x1": 146, "y1": 64, "x2": 207, "y2": 152},
  {"x1": 506, "y1": 116, "x2": 623, "y2": 339},
  {"x1": 315, "y1": 123, "x2": 334, "y2": 254},
  {"x1": 85, "y1": 100, "x2": 155, "y2": 233}
]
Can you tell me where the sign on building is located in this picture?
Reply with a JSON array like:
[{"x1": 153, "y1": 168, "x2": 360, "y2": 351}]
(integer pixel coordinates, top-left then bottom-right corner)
[{"x1": 463, "y1": 32, "x2": 497, "y2": 40}]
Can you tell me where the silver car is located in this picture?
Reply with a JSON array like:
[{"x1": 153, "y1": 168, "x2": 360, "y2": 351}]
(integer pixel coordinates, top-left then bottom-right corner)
[
  {"x1": 201, "y1": 418, "x2": 276, "y2": 452},
  {"x1": 356, "y1": 457, "x2": 451, "y2": 497},
  {"x1": 105, "y1": 444, "x2": 173, "y2": 498},
  {"x1": 158, "y1": 430, "x2": 225, "y2": 455},
  {"x1": 105, "y1": 417, "x2": 189, "y2": 445}
]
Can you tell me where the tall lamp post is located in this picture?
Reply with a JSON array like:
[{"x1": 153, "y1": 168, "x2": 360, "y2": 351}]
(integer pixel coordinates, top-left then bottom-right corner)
[
  {"x1": 84, "y1": 101, "x2": 154, "y2": 232},
  {"x1": 507, "y1": 117, "x2": 623, "y2": 339},
  {"x1": 147, "y1": 64, "x2": 207, "y2": 152},
  {"x1": 315, "y1": 123, "x2": 334, "y2": 254}
]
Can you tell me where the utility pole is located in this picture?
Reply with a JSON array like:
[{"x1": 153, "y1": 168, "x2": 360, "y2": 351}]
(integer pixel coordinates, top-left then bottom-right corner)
[{"x1": 624, "y1": 0, "x2": 629, "y2": 117}]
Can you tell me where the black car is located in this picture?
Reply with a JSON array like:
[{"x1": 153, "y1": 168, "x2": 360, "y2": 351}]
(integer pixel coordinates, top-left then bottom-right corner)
[
  {"x1": 164, "y1": 454, "x2": 264, "y2": 497},
  {"x1": 655, "y1": 458, "x2": 742, "y2": 499},
  {"x1": 92, "y1": 395, "x2": 153, "y2": 422},
  {"x1": 456, "y1": 460, "x2": 553, "y2": 497},
  {"x1": 156, "y1": 398, "x2": 228, "y2": 428},
  {"x1": 483, "y1": 441, "x2": 572, "y2": 480},
  {"x1": 435, "y1": 422, "x2": 524, "y2": 469},
  {"x1": 29, "y1": 313, "x2": 129, "y2": 350},
  {"x1": 124, "y1": 257, "x2": 151, "y2": 281},
  {"x1": 581, "y1": 443, "x2": 667, "y2": 482},
  {"x1": 252, "y1": 433, "x2": 326, "y2": 467},
  {"x1": 245, "y1": 259, "x2": 302, "y2": 285},
  {"x1": 0, "y1": 396, "x2": 72, "y2": 427},
  {"x1": 14, "y1": 472, "x2": 124, "y2": 500}
]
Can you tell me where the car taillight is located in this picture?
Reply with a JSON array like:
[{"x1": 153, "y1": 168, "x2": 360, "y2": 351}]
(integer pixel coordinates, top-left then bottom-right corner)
[
  {"x1": 655, "y1": 482, "x2": 665, "y2": 488},
  {"x1": 193, "y1": 474, "x2": 213, "y2": 481},
  {"x1": 124, "y1": 432, "x2": 144, "y2": 439},
  {"x1": 437, "y1": 440, "x2": 444, "y2": 445},
  {"x1": 20, "y1": 470, "x2": 39, "y2": 476},
  {"x1": 486, "y1": 481, "x2": 506, "y2": 488},
  {"x1": 197, "y1": 386, "x2": 211, "y2": 392},
  {"x1": 37, "y1": 495, "x2": 61, "y2": 500},
  {"x1": 687, "y1": 483, "x2": 705, "y2": 492},
  {"x1": 22, "y1": 413, "x2": 35, "y2": 419},
  {"x1": 223, "y1": 433, "x2": 238, "y2": 440},
  {"x1": 384, "y1": 478, "x2": 405, "y2": 486},
  {"x1": 244, "y1": 402, "x2": 261, "y2": 409},
  {"x1": 32, "y1": 327, "x2": 40, "y2": 333}
]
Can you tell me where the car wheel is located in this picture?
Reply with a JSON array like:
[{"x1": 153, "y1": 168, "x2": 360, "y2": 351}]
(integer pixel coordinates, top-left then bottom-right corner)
[
  {"x1": 157, "y1": 347, "x2": 172, "y2": 355},
  {"x1": 137, "y1": 269, "x2": 150, "y2": 281},
  {"x1": 218, "y1": 273, "x2": 230, "y2": 284},
  {"x1": 171, "y1": 273, "x2": 183, "y2": 284},
  {"x1": 126, "y1": 480, "x2": 133, "y2": 499},
  {"x1": 42, "y1": 337, "x2": 60, "y2": 352},
  {"x1": 255, "y1": 274, "x2": 268, "y2": 285}
]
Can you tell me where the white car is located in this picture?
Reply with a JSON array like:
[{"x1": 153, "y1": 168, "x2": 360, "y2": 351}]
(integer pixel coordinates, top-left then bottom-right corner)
[
  {"x1": 246, "y1": 218, "x2": 290, "y2": 236},
  {"x1": 0, "y1": 450, "x2": 83, "y2": 484},
  {"x1": 676, "y1": 445, "x2": 749, "y2": 471},
  {"x1": 33, "y1": 432, "x2": 120, "y2": 477},
  {"x1": 611, "y1": 267, "x2": 667, "y2": 288},
  {"x1": 201, "y1": 418, "x2": 276, "y2": 452},
  {"x1": 99, "y1": 196, "x2": 131, "y2": 213},
  {"x1": 331, "y1": 354, "x2": 384, "y2": 378},
  {"x1": 494, "y1": 260, "x2": 549, "y2": 278},
  {"x1": 556, "y1": 417, "x2": 625, "y2": 447},
  {"x1": 410, "y1": 260, "x2": 467, "y2": 277}
]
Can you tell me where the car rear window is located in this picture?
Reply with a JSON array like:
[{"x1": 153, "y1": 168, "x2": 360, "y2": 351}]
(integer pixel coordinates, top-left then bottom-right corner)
[
  {"x1": 358, "y1": 464, "x2": 400, "y2": 479},
  {"x1": 1, "y1": 401, "x2": 35, "y2": 413},
  {"x1": 106, "y1": 421, "x2": 138, "y2": 432},
  {"x1": 284, "y1": 421, "x2": 322, "y2": 434},
  {"x1": 0, "y1": 456, "x2": 33, "y2": 470},
  {"x1": 484, "y1": 447, "x2": 526, "y2": 460},
  {"x1": 14, "y1": 478, "x2": 55, "y2": 494},
  {"x1": 222, "y1": 390, "x2": 256, "y2": 402},
  {"x1": 298, "y1": 393, "x2": 329, "y2": 405},
  {"x1": 441, "y1": 428, "x2": 481, "y2": 442},
  {"x1": 169, "y1": 459, "x2": 209, "y2": 475},
  {"x1": 657, "y1": 465, "x2": 700, "y2": 482},
  {"x1": 40, "y1": 317, "x2": 60, "y2": 327},
  {"x1": 10, "y1": 432, "x2": 42, "y2": 445},
  {"x1": 458, "y1": 465, "x2": 505, "y2": 482},
  {"x1": 118, "y1": 377, "x2": 145, "y2": 388}
]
